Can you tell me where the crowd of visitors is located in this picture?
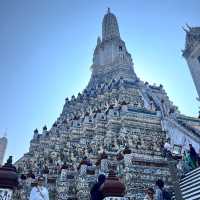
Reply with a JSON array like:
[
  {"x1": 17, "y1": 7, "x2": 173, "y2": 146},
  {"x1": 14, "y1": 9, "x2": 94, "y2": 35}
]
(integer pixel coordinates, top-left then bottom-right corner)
[
  {"x1": 90, "y1": 174, "x2": 106, "y2": 200},
  {"x1": 163, "y1": 139, "x2": 200, "y2": 175},
  {"x1": 14, "y1": 137, "x2": 199, "y2": 200},
  {"x1": 90, "y1": 174, "x2": 172, "y2": 200},
  {"x1": 27, "y1": 173, "x2": 172, "y2": 200},
  {"x1": 144, "y1": 179, "x2": 171, "y2": 200}
]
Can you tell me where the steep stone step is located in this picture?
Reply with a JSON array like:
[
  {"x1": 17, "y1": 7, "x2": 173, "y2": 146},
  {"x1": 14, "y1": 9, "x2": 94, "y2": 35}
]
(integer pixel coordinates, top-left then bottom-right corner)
[
  {"x1": 181, "y1": 167, "x2": 200, "y2": 182},
  {"x1": 186, "y1": 194, "x2": 200, "y2": 200},
  {"x1": 180, "y1": 173, "x2": 200, "y2": 186},
  {"x1": 180, "y1": 181, "x2": 200, "y2": 192},
  {"x1": 178, "y1": 167, "x2": 200, "y2": 200},
  {"x1": 180, "y1": 168, "x2": 200, "y2": 181},
  {"x1": 181, "y1": 184, "x2": 200, "y2": 196},
  {"x1": 182, "y1": 190, "x2": 200, "y2": 200}
]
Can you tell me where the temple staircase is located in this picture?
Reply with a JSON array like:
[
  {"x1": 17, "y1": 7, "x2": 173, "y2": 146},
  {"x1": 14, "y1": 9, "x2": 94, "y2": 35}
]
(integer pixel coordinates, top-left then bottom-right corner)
[{"x1": 179, "y1": 167, "x2": 200, "y2": 200}]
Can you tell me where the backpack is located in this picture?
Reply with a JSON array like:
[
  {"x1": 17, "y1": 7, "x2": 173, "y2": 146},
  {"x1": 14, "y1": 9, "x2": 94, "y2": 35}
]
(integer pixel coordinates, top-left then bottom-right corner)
[{"x1": 162, "y1": 189, "x2": 172, "y2": 200}]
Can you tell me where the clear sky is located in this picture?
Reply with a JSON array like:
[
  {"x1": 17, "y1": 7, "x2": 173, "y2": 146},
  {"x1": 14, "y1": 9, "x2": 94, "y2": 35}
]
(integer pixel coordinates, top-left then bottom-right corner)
[{"x1": 0, "y1": 0, "x2": 199, "y2": 162}]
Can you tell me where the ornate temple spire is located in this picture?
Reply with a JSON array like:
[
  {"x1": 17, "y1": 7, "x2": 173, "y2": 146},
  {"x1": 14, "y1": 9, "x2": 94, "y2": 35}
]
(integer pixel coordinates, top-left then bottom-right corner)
[
  {"x1": 88, "y1": 9, "x2": 137, "y2": 89},
  {"x1": 102, "y1": 8, "x2": 120, "y2": 41}
]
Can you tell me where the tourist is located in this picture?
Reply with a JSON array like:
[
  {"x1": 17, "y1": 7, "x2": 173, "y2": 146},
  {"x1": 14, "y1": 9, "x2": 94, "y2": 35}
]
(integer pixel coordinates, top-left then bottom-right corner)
[
  {"x1": 99, "y1": 152, "x2": 109, "y2": 174},
  {"x1": 176, "y1": 159, "x2": 184, "y2": 177},
  {"x1": 29, "y1": 176, "x2": 49, "y2": 200},
  {"x1": 60, "y1": 162, "x2": 68, "y2": 180},
  {"x1": 198, "y1": 149, "x2": 200, "y2": 166},
  {"x1": 144, "y1": 187, "x2": 155, "y2": 200},
  {"x1": 155, "y1": 179, "x2": 171, "y2": 200},
  {"x1": 189, "y1": 144, "x2": 198, "y2": 168},
  {"x1": 163, "y1": 138, "x2": 172, "y2": 158},
  {"x1": 182, "y1": 150, "x2": 193, "y2": 173},
  {"x1": 155, "y1": 179, "x2": 164, "y2": 200},
  {"x1": 90, "y1": 174, "x2": 106, "y2": 200},
  {"x1": 78, "y1": 156, "x2": 90, "y2": 176}
]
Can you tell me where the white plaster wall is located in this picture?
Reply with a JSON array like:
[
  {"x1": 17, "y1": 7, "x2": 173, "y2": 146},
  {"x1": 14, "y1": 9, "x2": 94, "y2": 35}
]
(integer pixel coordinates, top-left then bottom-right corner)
[{"x1": 162, "y1": 119, "x2": 200, "y2": 152}]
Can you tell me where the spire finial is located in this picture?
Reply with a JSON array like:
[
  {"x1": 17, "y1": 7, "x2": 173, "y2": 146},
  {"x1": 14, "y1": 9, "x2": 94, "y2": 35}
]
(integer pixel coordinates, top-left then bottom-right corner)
[{"x1": 102, "y1": 8, "x2": 120, "y2": 40}]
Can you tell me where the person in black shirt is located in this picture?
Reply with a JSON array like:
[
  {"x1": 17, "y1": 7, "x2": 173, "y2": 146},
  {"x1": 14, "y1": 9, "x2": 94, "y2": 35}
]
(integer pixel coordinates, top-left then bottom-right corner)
[
  {"x1": 90, "y1": 174, "x2": 106, "y2": 200},
  {"x1": 189, "y1": 144, "x2": 198, "y2": 168}
]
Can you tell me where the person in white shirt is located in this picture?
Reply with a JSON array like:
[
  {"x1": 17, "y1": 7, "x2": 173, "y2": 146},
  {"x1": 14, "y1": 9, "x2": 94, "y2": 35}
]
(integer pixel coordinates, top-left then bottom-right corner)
[
  {"x1": 29, "y1": 176, "x2": 49, "y2": 200},
  {"x1": 164, "y1": 142, "x2": 171, "y2": 151},
  {"x1": 163, "y1": 138, "x2": 172, "y2": 158}
]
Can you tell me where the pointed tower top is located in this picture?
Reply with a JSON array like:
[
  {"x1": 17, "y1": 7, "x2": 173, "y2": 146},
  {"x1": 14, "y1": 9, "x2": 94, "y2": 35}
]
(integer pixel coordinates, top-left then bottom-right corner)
[
  {"x1": 102, "y1": 8, "x2": 120, "y2": 41},
  {"x1": 2, "y1": 129, "x2": 7, "y2": 138}
]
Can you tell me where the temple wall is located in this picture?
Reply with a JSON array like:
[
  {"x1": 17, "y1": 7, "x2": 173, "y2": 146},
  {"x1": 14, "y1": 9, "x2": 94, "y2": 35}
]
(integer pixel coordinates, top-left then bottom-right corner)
[{"x1": 162, "y1": 118, "x2": 200, "y2": 151}]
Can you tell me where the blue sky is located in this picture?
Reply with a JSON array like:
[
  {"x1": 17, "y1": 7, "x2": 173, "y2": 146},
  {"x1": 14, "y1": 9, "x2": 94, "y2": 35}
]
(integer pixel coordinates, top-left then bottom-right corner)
[{"x1": 0, "y1": 0, "x2": 199, "y2": 162}]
